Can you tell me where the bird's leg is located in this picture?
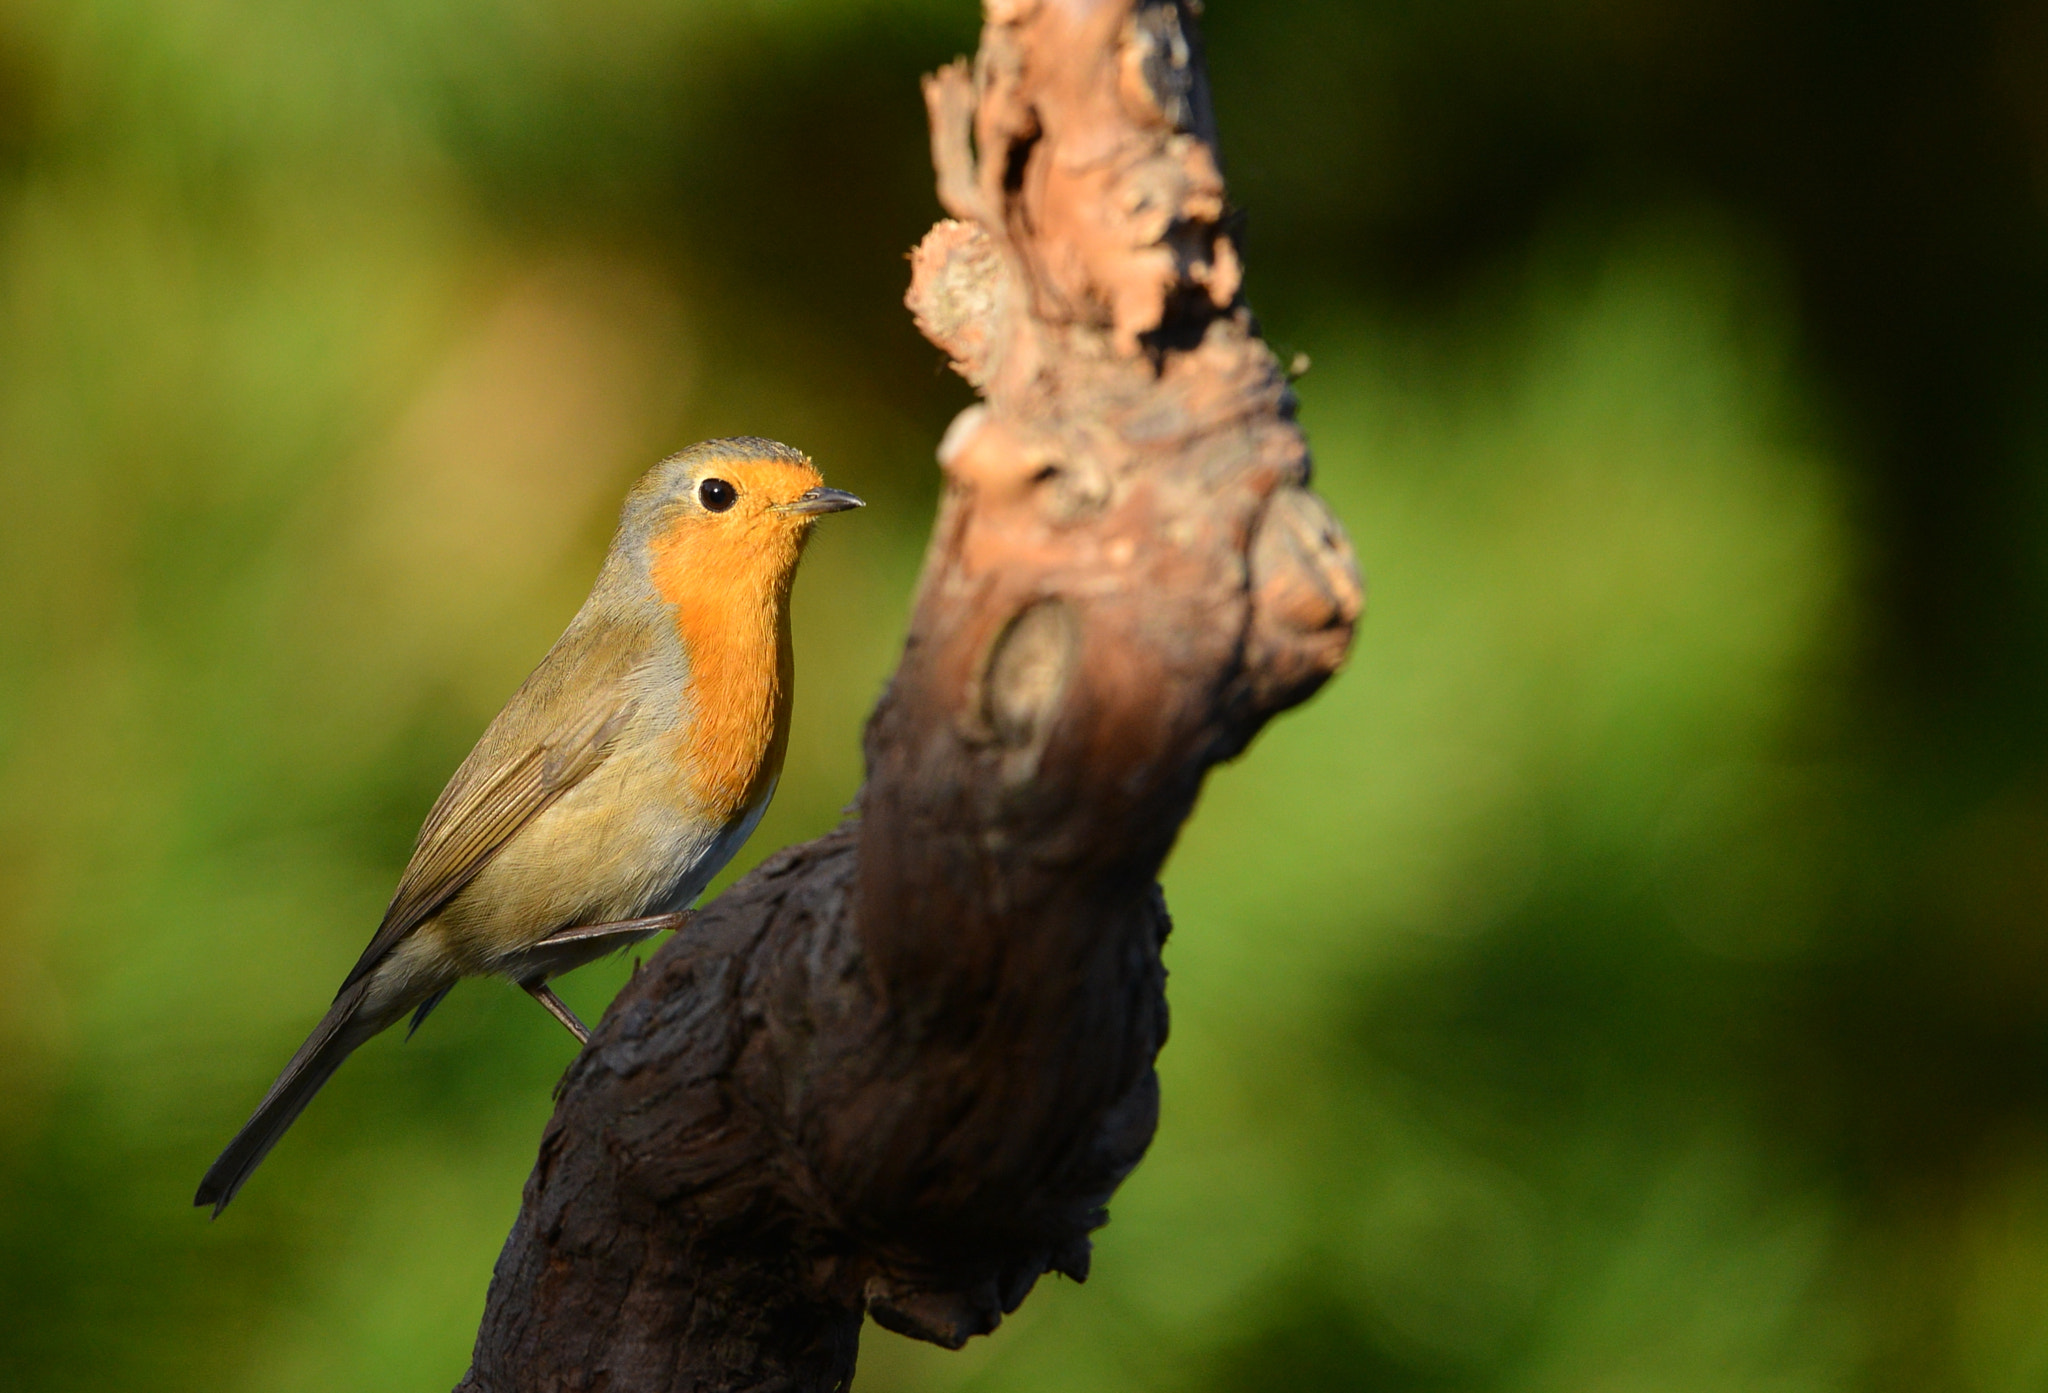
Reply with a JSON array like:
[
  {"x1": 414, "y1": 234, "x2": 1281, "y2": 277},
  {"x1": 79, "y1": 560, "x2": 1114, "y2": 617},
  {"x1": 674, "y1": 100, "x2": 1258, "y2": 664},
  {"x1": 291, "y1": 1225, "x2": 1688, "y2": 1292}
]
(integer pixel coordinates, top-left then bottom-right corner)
[
  {"x1": 524, "y1": 982, "x2": 591, "y2": 1045},
  {"x1": 520, "y1": 913, "x2": 692, "y2": 1043},
  {"x1": 531, "y1": 910, "x2": 693, "y2": 950}
]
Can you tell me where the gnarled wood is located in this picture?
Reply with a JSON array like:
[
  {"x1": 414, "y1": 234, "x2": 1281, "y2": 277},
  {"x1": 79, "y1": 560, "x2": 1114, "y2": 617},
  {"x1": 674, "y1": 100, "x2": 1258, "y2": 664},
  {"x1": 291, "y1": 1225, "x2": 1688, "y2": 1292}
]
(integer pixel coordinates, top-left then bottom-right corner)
[{"x1": 461, "y1": 2, "x2": 1359, "y2": 1387}]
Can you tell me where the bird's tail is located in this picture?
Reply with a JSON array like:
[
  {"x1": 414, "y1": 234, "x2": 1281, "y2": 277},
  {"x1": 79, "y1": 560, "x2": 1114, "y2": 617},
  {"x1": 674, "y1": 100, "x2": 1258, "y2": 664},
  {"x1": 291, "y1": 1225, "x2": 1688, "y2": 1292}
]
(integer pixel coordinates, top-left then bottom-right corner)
[{"x1": 195, "y1": 977, "x2": 382, "y2": 1216}]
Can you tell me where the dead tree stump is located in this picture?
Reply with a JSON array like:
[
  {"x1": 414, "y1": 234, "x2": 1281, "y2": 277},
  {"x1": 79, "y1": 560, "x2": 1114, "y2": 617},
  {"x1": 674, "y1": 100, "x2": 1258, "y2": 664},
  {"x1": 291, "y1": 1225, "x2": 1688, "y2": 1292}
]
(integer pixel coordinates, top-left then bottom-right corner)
[{"x1": 459, "y1": 2, "x2": 1360, "y2": 1387}]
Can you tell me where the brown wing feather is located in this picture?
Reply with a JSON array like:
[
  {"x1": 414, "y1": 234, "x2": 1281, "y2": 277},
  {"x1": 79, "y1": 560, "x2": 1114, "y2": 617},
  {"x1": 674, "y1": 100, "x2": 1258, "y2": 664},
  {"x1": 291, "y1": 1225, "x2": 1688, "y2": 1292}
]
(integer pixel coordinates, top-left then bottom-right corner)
[{"x1": 337, "y1": 617, "x2": 647, "y2": 995}]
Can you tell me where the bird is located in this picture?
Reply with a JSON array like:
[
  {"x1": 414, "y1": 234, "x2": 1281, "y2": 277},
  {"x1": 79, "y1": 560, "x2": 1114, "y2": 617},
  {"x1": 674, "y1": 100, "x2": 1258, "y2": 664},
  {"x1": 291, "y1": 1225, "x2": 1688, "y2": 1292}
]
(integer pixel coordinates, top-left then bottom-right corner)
[{"x1": 195, "y1": 437, "x2": 863, "y2": 1215}]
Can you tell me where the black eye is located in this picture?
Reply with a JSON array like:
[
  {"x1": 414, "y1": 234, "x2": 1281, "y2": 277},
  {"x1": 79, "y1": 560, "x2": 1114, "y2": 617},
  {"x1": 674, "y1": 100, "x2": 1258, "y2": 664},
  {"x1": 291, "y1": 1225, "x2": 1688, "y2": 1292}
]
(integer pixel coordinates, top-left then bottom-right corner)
[{"x1": 698, "y1": 477, "x2": 737, "y2": 512}]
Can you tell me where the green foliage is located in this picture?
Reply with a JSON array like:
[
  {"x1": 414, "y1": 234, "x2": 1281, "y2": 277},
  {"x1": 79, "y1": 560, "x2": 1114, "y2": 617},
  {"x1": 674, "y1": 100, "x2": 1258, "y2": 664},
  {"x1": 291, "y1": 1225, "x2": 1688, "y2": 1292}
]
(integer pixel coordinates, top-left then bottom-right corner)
[{"x1": 1, "y1": 1, "x2": 2044, "y2": 1390}]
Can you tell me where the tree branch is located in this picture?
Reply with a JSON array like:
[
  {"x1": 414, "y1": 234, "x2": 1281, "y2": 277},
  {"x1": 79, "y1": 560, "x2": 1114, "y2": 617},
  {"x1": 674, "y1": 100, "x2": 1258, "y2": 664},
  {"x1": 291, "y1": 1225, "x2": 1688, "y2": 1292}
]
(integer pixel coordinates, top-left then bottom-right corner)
[{"x1": 460, "y1": 2, "x2": 1359, "y2": 1386}]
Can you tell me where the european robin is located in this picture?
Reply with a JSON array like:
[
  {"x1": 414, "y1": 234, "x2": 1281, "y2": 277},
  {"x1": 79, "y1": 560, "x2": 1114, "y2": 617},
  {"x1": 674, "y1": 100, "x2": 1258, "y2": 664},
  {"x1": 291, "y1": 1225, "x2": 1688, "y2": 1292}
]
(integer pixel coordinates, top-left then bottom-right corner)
[{"x1": 196, "y1": 437, "x2": 862, "y2": 1214}]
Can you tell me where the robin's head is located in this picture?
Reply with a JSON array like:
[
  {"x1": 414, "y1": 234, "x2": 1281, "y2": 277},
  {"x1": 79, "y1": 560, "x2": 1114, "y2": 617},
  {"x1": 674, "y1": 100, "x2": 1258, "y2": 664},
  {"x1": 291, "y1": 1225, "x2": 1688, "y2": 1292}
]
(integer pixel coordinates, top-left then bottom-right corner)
[{"x1": 611, "y1": 437, "x2": 863, "y2": 608}]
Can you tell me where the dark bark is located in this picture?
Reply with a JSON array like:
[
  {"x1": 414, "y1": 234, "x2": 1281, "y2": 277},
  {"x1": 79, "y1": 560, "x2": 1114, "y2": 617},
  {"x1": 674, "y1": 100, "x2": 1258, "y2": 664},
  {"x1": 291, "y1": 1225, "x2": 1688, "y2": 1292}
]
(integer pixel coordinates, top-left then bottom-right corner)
[{"x1": 459, "y1": 2, "x2": 1360, "y2": 1388}]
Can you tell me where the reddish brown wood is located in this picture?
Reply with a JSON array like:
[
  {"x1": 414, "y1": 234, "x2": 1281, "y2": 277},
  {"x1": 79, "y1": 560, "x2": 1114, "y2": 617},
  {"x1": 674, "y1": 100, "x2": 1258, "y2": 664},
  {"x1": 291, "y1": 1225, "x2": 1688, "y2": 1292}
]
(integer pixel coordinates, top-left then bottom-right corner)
[{"x1": 460, "y1": 3, "x2": 1359, "y2": 1387}]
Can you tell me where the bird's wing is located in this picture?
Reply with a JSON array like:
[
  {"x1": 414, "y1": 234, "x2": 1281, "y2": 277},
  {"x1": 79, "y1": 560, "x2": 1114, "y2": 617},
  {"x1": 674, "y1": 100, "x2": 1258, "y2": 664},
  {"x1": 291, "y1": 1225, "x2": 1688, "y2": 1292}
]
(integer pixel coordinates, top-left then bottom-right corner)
[{"x1": 337, "y1": 617, "x2": 647, "y2": 994}]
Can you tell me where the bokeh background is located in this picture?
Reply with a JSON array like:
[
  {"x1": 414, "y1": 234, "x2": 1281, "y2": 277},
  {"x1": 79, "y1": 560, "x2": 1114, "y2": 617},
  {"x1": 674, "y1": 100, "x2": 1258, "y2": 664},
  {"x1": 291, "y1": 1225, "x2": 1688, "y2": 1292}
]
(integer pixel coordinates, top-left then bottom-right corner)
[{"x1": 3, "y1": 0, "x2": 2047, "y2": 1388}]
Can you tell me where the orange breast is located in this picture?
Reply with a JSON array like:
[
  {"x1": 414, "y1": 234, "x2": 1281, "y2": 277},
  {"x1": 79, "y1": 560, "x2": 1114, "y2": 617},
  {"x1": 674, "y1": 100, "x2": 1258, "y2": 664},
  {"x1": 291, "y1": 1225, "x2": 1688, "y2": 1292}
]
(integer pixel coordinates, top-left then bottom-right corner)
[{"x1": 649, "y1": 521, "x2": 798, "y2": 822}]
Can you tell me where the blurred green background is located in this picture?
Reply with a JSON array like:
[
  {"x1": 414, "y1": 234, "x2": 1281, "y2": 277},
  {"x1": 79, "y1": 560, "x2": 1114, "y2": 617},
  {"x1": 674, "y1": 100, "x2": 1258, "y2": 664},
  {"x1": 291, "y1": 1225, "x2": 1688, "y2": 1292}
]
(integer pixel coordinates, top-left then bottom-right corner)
[{"x1": 3, "y1": 0, "x2": 2047, "y2": 1388}]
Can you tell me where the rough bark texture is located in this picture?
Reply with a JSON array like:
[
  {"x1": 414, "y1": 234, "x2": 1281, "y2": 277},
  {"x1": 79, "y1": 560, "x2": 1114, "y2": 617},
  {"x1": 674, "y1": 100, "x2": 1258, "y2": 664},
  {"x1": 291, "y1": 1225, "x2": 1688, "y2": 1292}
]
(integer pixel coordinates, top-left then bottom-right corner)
[{"x1": 459, "y1": 1, "x2": 1361, "y2": 1388}]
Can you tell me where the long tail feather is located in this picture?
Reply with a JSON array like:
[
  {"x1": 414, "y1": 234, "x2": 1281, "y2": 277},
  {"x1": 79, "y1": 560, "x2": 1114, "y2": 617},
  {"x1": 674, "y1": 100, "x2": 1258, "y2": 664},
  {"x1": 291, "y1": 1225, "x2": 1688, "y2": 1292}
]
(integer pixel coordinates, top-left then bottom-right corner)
[{"x1": 195, "y1": 977, "x2": 380, "y2": 1216}]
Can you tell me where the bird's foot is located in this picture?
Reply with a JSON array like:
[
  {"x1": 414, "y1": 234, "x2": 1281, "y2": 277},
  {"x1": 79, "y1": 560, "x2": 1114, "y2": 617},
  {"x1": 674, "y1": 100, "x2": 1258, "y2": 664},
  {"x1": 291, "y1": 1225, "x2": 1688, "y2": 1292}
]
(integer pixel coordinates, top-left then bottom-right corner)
[
  {"x1": 524, "y1": 982, "x2": 591, "y2": 1045},
  {"x1": 521, "y1": 912, "x2": 693, "y2": 1044},
  {"x1": 532, "y1": 910, "x2": 693, "y2": 950}
]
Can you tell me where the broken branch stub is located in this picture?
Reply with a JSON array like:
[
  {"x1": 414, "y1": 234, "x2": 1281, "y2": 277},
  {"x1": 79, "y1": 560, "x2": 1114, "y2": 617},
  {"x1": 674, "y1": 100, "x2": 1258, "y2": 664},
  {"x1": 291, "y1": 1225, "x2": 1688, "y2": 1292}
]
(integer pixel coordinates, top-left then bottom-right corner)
[
  {"x1": 460, "y1": 2, "x2": 1358, "y2": 1388},
  {"x1": 868, "y1": 0, "x2": 1362, "y2": 1339}
]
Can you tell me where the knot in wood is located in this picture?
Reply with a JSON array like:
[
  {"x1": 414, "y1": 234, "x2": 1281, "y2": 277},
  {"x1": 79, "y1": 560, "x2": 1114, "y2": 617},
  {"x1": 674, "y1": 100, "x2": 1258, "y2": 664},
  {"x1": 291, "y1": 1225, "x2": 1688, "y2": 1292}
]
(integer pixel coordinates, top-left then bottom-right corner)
[
  {"x1": 1244, "y1": 484, "x2": 1363, "y2": 711},
  {"x1": 907, "y1": 221, "x2": 1007, "y2": 387},
  {"x1": 1119, "y1": 1, "x2": 1197, "y2": 132},
  {"x1": 983, "y1": 598, "x2": 1078, "y2": 756}
]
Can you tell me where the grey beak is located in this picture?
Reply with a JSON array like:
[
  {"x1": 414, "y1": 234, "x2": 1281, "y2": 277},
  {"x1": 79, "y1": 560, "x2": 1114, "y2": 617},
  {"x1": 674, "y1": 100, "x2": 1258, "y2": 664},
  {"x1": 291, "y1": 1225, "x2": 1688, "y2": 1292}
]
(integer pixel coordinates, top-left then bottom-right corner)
[{"x1": 781, "y1": 486, "x2": 865, "y2": 516}]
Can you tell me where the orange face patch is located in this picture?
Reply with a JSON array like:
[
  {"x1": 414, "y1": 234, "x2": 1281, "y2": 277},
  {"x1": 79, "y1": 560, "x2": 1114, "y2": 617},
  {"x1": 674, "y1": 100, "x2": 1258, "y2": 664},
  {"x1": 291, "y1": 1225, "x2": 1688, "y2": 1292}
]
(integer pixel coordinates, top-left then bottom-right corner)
[{"x1": 646, "y1": 457, "x2": 823, "y2": 820}]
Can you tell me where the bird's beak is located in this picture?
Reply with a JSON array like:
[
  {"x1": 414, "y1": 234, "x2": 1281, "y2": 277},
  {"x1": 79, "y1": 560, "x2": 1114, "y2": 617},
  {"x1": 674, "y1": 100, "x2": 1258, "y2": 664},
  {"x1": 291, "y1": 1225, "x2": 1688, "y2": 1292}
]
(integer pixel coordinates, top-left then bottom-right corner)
[{"x1": 780, "y1": 487, "x2": 865, "y2": 516}]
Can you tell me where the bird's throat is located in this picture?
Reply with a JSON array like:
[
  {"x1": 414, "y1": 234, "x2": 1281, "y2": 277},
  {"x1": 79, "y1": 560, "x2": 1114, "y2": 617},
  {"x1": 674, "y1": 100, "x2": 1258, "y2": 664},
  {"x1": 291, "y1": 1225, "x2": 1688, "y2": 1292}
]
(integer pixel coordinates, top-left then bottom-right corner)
[{"x1": 649, "y1": 527, "x2": 798, "y2": 823}]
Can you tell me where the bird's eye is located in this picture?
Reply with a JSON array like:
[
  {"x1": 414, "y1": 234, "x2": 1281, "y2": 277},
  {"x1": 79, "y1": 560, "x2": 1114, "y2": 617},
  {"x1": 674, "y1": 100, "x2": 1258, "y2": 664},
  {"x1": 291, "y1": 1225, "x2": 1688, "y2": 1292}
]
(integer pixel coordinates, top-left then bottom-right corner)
[{"x1": 698, "y1": 477, "x2": 737, "y2": 513}]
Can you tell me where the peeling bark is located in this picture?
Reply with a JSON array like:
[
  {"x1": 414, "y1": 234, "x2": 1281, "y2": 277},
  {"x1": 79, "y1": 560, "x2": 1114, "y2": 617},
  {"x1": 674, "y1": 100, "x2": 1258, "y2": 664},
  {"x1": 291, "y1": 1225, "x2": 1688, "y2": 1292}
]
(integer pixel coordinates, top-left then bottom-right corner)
[{"x1": 460, "y1": 2, "x2": 1360, "y2": 1387}]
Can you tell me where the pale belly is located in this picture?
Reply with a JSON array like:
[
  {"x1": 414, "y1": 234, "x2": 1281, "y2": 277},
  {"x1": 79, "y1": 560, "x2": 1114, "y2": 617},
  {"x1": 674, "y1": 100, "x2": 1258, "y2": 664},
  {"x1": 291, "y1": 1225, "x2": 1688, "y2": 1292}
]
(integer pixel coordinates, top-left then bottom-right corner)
[{"x1": 399, "y1": 757, "x2": 777, "y2": 988}]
